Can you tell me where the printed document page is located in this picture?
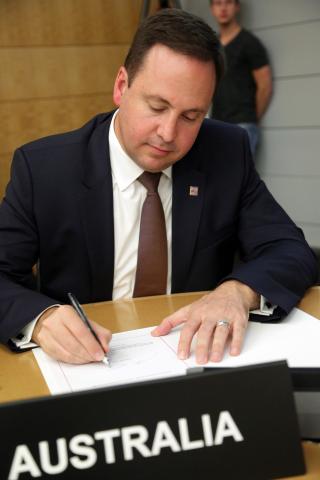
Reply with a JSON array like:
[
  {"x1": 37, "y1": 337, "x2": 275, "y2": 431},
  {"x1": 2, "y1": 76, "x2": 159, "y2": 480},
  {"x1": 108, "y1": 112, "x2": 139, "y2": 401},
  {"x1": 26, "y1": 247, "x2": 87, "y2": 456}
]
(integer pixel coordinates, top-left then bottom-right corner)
[
  {"x1": 33, "y1": 327, "x2": 187, "y2": 395},
  {"x1": 33, "y1": 308, "x2": 320, "y2": 395}
]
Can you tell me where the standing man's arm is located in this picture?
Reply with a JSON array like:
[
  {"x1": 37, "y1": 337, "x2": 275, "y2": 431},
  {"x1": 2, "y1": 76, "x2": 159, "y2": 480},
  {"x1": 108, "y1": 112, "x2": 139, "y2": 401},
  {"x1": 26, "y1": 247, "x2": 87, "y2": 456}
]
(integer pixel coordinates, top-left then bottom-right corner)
[{"x1": 252, "y1": 65, "x2": 273, "y2": 120}]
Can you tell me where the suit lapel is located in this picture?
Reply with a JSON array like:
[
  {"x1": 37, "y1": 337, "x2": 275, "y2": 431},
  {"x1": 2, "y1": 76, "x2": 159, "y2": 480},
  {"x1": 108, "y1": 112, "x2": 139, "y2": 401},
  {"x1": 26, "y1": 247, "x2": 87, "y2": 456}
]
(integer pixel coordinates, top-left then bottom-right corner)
[
  {"x1": 80, "y1": 114, "x2": 115, "y2": 301},
  {"x1": 171, "y1": 153, "x2": 206, "y2": 292}
]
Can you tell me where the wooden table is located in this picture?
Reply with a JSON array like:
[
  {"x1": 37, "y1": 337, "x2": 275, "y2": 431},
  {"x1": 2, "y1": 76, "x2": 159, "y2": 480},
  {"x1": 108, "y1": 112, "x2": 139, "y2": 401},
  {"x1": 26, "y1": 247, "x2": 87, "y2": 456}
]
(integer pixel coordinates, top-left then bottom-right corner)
[{"x1": 1, "y1": 287, "x2": 319, "y2": 479}]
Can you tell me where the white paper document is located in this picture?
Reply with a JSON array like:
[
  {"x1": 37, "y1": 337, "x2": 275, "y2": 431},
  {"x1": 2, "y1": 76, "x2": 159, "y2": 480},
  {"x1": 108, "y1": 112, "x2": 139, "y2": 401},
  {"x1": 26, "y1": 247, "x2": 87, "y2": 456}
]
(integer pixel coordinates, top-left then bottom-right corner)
[
  {"x1": 33, "y1": 308, "x2": 320, "y2": 395},
  {"x1": 33, "y1": 328, "x2": 187, "y2": 395}
]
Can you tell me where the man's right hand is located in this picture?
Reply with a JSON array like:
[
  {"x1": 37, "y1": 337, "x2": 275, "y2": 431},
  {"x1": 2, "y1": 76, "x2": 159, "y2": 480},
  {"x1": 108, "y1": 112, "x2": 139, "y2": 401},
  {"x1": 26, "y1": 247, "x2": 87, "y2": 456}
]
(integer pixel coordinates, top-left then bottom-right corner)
[{"x1": 32, "y1": 305, "x2": 111, "y2": 364}]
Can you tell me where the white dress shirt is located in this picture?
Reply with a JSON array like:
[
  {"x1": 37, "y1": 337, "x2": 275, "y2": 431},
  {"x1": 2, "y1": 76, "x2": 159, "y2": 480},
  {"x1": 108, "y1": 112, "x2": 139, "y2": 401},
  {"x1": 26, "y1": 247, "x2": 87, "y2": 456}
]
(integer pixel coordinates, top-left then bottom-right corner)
[{"x1": 109, "y1": 111, "x2": 172, "y2": 299}]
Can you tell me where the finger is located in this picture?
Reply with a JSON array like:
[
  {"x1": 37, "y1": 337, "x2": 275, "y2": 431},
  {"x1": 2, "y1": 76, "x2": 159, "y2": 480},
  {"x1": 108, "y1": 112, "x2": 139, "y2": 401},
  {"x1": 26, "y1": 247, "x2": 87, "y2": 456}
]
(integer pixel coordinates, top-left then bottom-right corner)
[
  {"x1": 210, "y1": 323, "x2": 231, "y2": 362},
  {"x1": 91, "y1": 321, "x2": 112, "y2": 353},
  {"x1": 49, "y1": 321, "x2": 96, "y2": 363},
  {"x1": 177, "y1": 316, "x2": 202, "y2": 360},
  {"x1": 40, "y1": 329, "x2": 92, "y2": 364},
  {"x1": 194, "y1": 319, "x2": 216, "y2": 364},
  {"x1": 64, "y1": 315, "x2": 107, "y2": 362},
  {"x1": 33, "y1": 306, "x2": 107, "y2": 363},
  {"x1": 230, "y1": 322, "x2": 247, "y2": 356},
  {"x1": 151, "y1": 305, "x2": 190, "y2": 336}
]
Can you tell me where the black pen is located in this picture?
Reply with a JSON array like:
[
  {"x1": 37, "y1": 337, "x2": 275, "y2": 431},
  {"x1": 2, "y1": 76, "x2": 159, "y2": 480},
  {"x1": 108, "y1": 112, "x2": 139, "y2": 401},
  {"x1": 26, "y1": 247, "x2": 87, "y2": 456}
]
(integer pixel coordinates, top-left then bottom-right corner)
[{"x1": 68, "y1": 292, "x2": 110, "y2": 366}]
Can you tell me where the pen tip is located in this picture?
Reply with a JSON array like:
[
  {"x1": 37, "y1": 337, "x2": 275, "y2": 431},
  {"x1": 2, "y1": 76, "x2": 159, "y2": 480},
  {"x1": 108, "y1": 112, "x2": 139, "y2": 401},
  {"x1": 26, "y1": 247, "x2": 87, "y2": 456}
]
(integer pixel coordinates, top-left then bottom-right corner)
[{"x1": 102, "y1": 357, "x2": 110, "y2": 366}]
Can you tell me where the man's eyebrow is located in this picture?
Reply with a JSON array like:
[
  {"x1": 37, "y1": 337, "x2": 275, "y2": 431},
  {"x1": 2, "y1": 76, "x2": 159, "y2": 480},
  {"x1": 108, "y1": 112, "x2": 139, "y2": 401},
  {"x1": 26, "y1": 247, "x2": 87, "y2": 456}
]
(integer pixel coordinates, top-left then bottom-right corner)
[
  {"x1": 184, "y1": 108, "x2": 207, "y2": 115},
  {"x1": 144, "y1": 95, "x2": 171, "y2": 106},
  {"x1": 145, "y1": 95, "x2": 206, "y2": 114}
]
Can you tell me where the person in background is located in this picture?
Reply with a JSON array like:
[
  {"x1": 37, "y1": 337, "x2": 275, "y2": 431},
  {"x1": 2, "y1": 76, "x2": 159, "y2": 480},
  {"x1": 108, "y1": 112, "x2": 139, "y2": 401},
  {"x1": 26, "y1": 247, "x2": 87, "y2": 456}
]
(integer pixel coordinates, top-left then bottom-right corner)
[{"x1": 210, "y1": 0, "x2": 272, "y2": 155}]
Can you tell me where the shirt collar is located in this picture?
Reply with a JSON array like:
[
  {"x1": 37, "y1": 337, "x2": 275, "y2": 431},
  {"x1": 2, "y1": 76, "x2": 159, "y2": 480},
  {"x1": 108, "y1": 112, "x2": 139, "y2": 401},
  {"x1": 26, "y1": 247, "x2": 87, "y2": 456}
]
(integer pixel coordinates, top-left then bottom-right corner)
[{"x1": 109, "y1": 110, "x2": 172, "y2": 192}]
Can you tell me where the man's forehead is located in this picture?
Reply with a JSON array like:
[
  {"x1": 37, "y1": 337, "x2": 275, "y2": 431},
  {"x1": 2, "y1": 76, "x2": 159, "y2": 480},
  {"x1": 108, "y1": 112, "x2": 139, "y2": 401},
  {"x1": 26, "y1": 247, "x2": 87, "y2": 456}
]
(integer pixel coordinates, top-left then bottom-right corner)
[
  {"x1": 134, "y1": 45, "x2": 215, "y2": 84},
  {"x1": 139, "y1": 43, "x2": 214, "y2": 72},
  {"x1": 128, "y1": 44, "x2": 216, "y2": 108}
]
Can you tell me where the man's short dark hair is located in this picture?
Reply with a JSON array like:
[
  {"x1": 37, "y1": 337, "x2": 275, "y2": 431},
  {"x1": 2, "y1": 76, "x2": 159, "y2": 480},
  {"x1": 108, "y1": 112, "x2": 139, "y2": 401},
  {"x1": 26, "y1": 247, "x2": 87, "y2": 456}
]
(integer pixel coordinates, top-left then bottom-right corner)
[{"x1": 124, "y1": 8, "x2": 224, "y2": 86}]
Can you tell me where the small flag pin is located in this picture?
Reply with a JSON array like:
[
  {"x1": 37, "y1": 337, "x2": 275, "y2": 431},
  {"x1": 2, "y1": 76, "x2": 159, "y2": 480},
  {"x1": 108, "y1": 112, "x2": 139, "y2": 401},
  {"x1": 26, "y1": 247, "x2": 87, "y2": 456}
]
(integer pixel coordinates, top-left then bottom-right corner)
[{"x1": 189, "y1": 186, "x2": 199, "y2": 196}]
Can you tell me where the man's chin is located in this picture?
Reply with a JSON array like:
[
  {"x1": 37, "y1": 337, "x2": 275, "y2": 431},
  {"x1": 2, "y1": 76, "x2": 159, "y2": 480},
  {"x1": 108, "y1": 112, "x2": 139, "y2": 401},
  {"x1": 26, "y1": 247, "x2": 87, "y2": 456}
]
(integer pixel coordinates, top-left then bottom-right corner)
[
  {"x1": 143, "y1": 162, "x2": 173, "y2": 173},
  {"x1": 139, "y1": 156, "x2": 177, "y2": 173},
  {"x1": 218, "y1": 18, "x2": 233, "y2": 26}
]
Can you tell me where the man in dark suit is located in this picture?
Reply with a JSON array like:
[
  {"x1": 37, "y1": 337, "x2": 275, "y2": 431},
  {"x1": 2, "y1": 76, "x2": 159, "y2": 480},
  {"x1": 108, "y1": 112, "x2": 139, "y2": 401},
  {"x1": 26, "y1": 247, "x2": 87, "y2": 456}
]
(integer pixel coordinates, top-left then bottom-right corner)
[{"x1": 0, "y1": 9, "x2": 317, "y2": 365}]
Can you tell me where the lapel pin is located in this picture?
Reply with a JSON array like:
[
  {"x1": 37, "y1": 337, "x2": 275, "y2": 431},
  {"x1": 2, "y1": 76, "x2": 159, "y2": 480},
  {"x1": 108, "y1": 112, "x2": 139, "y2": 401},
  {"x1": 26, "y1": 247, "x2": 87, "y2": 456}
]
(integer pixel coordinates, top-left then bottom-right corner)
[{"x1": 189, "y1": 186, "x2": 199, "y2": 197}]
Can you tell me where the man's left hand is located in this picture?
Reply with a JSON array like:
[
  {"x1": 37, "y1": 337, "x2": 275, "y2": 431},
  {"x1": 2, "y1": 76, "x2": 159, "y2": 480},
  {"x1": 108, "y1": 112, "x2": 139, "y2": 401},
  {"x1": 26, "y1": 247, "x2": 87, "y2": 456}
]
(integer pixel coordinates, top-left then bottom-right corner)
[{"x1": 152, "y1": 280, "x2": 259, "y2": 364}]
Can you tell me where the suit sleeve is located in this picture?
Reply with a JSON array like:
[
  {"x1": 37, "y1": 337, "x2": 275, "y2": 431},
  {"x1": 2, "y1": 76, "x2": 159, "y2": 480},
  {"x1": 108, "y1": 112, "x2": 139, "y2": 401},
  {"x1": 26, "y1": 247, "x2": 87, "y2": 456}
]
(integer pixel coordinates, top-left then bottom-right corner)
[
  {"x1": 223, "y1": 132, "x2": 318, "y2": 314},
  {"x1": 0, "y1": 148, "x2": 60, "y2": 344}
]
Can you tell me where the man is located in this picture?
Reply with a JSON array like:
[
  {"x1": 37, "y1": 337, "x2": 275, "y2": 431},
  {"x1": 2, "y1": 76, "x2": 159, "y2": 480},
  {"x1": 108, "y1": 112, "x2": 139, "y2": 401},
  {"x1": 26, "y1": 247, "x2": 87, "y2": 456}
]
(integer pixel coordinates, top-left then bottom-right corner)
[
  {"x1": 210, "y1": 0, "x2": 273, "y2": 154},
  {"x1": 0, "y1": 10, "x2": 317, "y2": 366}
]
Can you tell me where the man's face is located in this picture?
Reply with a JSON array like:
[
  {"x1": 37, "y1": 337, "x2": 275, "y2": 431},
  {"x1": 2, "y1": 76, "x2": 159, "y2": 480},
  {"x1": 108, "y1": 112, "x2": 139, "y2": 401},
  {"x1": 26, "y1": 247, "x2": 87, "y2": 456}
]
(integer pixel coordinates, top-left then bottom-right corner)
[
  {"x1": 113, "y1": 44, "x2": 216, "y2": 172},
  {"x1": 210, "y1": 0, "x2": 240, "y2": 26}
]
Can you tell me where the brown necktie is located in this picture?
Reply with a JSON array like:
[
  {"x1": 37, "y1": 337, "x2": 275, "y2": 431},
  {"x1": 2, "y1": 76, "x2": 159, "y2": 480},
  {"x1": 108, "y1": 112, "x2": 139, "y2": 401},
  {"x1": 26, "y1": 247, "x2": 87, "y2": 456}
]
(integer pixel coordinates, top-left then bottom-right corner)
[{"x1": 133, "y1": 172, "x2": 168, "y2": 297}]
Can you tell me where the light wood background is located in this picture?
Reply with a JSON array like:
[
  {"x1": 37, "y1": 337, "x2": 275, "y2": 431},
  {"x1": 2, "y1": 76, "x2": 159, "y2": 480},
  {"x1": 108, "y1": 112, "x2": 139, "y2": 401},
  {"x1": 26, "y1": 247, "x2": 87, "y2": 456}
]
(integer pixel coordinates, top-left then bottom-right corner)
[{"x1": 0, "y1": 0, "x2": 145, "y2": 198}]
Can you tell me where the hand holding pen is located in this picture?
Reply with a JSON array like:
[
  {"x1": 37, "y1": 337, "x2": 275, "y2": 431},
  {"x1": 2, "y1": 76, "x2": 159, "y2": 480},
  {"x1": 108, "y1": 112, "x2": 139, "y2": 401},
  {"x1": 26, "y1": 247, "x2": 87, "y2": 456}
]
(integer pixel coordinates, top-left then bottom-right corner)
[
  {"x1": 32, "y1": 297, "x2": 111, "y2": 365},
  {"x1": 68, "y1": 293, "x2": 110, "y2": 366}
]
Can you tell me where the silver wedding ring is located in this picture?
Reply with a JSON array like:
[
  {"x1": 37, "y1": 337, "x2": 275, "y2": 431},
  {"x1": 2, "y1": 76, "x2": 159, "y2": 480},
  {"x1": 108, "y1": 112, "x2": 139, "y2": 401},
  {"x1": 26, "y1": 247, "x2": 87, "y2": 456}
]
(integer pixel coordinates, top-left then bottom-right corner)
[{"x1": 216, "y1": 319, "x2": 230, "y2": 329}]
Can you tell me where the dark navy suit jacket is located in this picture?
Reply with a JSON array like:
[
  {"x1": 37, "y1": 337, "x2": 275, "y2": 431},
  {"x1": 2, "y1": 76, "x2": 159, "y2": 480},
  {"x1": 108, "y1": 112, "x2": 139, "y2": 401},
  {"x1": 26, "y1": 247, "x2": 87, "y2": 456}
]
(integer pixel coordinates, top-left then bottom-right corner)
[{"x1": 0, "y1": 112, "x2": 317, "y2": 343}]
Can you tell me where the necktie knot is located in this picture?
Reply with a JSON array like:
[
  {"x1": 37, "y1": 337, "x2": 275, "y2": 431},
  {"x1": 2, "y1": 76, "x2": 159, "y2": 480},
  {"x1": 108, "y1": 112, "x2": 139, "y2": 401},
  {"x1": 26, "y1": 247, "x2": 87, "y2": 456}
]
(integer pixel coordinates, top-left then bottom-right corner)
[{"x1": 138, "y1": 172, "x2": 162, "y2": 193}]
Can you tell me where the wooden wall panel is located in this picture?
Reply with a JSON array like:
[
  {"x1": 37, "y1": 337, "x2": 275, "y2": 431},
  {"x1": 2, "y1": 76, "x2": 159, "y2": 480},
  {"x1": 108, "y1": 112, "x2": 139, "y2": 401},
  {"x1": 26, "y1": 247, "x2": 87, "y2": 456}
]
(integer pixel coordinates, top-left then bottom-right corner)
[
  {"x1": 0, "y1": 45, "x2": 129, "y2": 101},
  {"x1": 0, "y1": 154, "x2": 11, "y2": 198},
  {"x1": 0, "y1": 91, "x2": 114, "y2": 196},
  {"x1": 0, "y1": 94, "x2": 114, "y2": 155},
  {"x1": 0, "y1": 0, "x2": 141, "y2": 198},
  {"x1": 0, "y1": 0, "x2": 142, "y2": 46}
]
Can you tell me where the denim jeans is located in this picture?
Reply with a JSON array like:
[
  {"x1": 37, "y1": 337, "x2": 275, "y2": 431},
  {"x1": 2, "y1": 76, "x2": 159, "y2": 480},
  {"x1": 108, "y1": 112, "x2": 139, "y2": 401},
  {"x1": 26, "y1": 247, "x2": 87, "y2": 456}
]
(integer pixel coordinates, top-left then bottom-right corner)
[{"x1": 237, "y1": 123, "x2": 259, "y2": 157}]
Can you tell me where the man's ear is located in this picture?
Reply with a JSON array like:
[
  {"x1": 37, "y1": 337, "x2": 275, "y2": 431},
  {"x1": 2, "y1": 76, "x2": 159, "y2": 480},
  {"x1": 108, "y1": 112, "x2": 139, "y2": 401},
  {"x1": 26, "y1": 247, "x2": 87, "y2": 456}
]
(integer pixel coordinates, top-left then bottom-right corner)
[{"x1": 113, "y1": 66, "x2": 129, "y2": 106}]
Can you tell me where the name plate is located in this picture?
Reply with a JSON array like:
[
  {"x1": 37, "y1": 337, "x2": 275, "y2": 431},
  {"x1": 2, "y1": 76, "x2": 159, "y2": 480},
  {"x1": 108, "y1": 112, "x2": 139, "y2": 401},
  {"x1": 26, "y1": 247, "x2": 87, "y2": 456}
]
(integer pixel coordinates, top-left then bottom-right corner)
[{"x1": 1, "y1": 361, "x2": 305, "y2": 480}]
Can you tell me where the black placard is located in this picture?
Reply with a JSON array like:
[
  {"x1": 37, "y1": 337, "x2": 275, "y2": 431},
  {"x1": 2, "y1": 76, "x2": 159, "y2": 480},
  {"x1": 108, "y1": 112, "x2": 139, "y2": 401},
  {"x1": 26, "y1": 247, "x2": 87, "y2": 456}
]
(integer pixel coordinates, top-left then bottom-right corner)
[{"x1": 0, "y1": 361, "x2": 305, "y2": 480}]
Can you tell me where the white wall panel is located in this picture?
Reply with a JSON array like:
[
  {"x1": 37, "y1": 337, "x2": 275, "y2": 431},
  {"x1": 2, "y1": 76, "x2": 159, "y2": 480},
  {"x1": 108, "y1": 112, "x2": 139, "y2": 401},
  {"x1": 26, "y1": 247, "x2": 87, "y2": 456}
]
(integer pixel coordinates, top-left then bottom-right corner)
[
  {"x1": 242, "y1": 0, "x2": 320, "y2": 30},
  {"x1": 262, "y1": 76, "x2": 320, "y2": 128},
  {"x1": 298, "y1": 225, "x2": 320, "y2": 249},
  {"x1": 261, "y1": 176, "x2": 320, "y2": 225},
  {"x1": 258, "y1": 21, "x2": 320, "y2": 77},
  {"x1": 258, "y1": 129, "x2": 320, "y2": 176},
  {"x1": 181, "y1": 0, "x2": 215, "y2": 29}
]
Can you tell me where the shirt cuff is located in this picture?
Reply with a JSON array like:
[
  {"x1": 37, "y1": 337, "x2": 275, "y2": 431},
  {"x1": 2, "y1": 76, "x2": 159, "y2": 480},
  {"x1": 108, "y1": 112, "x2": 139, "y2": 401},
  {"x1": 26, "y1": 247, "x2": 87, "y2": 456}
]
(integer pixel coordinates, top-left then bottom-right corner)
[
  {"x1": 10, "y1": 304, "x2": 61, "y2": 350},
  {"x1": 250, "y1": 296, "x2": 277, "y2": 316}
]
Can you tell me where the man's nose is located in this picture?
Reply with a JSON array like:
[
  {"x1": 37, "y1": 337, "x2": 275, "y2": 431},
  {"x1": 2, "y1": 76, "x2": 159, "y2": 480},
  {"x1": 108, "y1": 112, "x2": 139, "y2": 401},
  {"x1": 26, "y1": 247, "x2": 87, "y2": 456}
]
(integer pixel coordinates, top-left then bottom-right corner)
[{"x1": 157, "y1": 114, "x2": 177, "y2": 143}]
